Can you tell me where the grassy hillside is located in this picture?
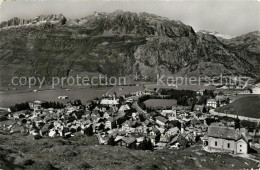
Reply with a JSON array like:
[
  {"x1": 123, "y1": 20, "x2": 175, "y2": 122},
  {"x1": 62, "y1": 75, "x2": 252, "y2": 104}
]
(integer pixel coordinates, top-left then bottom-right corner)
[
  {"x1": 215, "y1": 95, "x2": 260, "y2": 118},
  {"x1": 0, "y1": 131, "x2": 258, "y2": 169}
]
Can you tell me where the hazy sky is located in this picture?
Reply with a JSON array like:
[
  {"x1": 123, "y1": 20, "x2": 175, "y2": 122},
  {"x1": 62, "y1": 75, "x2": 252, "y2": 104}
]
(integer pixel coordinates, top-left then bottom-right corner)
[{"x1": 0, "y1": 0, "x2": 259, "y2": 36}]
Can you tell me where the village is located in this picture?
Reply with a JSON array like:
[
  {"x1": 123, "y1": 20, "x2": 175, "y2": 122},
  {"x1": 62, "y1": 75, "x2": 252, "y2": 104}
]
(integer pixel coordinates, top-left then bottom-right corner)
[{"x1": 0, "y1": 85, "x2": 257, "y2": 156}]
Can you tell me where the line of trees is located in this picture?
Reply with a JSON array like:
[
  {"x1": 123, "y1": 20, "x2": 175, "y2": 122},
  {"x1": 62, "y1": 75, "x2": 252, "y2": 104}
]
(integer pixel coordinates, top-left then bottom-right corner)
[
  {"x1": 160, "y1": 89, "x2": 196, "y2": 106},
  {"x1": 107, "y1": 136, "x2": 153, "y2": 150},
  {"x1": 9, "y1": 102, "x2": 30, "y2": 112},
  {"x1": 41, "y1": 101, "x2": 65, "y2": 109}
]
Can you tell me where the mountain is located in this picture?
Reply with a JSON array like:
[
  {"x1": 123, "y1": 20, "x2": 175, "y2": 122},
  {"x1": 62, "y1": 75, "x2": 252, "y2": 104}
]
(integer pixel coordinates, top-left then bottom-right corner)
[
  {"x1": 197, "y1": 30, "x2": 233, "y2": 40},
  {"x1": 0, "y1": 11, "x2": 259, "y2": 85},
  {"x1": 219, "y1": 31, "x2": 260, "y2": 73}
]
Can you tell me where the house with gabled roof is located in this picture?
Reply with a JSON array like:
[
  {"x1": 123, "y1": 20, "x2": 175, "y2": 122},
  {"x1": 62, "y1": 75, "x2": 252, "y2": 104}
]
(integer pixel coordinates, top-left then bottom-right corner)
[
  {"x1": 155, "y1": 116, "x2": 168, "y2": 127},
  {"x1": 206, "y1": 99, "x2": 217, "y2": 108},
  {"x1": 165, "y1": 127, "x2": 180, "y2": 137},
  {"x1": 121, "y1": 137, "x2": 137, "y2": 148},
  {"x1": 202, "y1": 125, "x2": 252, "y2": 154}
]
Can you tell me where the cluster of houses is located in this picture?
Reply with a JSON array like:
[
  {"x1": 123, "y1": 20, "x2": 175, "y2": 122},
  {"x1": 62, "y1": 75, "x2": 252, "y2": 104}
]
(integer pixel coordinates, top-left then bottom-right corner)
[
  {"x1": 196, "y1": 88, "x2": 251, "y2": 109},
  {"x1": 0, "y1": 87, "x2": 252, "y2": 154}
]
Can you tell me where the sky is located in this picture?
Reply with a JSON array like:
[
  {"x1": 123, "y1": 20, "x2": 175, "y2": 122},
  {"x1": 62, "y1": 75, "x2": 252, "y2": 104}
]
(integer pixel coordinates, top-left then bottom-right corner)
[{"x1": 0, "y1": 0, "x2": 259, "y2": 36}]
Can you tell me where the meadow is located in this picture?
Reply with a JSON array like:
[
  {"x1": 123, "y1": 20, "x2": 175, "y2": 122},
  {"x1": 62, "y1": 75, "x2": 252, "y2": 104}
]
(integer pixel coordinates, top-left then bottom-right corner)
[
  {"x1": 144, "y1": 99, "x2": 177, "y2": 109},
  {"x1": 215, "y1": 95, "x2": 260, "y2": 118},
  {"x1": 0, "y1": 86, "x2": 111, "y2": 107}
]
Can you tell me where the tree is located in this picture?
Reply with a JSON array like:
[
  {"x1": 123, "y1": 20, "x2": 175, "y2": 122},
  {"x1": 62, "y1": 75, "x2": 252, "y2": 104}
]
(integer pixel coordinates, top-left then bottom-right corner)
[
  {"x1": 139, "y1": 137, "x2": 153, "y2": 150},
  {"x1": 216, "y1": 100, "x2": 220, "y2": 108},
  {"x1": 197, "y1": 112, "x2": 202, "y2": 118},
  {"x1": 202, "y1": 106, "x2": 207, "y2": 113},
  {"x1": 226, "y1": 97, "x2": 230, "y2": 104},
  {"x1": 169, "y1": 120, "x2": 181, "y2": 129},
  {"x1": 107, "y1": 136, "x2": 116, "y2": 146},
  {"x1": 235, "y1": 115, "x2": 240, "y2": 129},
  {"x1": 218, "y1": 91, "x2": 224, "y2": 95},
  {"x1": 71, "y1": 99, "x2": 82, "y2": 106},
  {"x1": 85, "y1": 125, "x2": 94, "y2": 136},
  {"x1": 155, "y1": 134, "x2": 161, "y2": 143}
]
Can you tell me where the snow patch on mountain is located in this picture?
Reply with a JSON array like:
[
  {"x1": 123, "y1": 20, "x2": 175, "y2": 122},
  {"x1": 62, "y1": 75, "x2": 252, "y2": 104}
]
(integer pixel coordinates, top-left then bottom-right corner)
[{"x1": 197, "y1": 30, "x2": 233, "y2": 39}]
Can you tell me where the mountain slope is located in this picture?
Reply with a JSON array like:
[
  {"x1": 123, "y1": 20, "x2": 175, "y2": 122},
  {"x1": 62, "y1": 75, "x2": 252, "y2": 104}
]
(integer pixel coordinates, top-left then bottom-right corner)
[
  {"x1": 0, "y1": 11, "x2": 259, "y2": 85},
  {"x1": 197, "y1": 30, "x2": 233, "y2": 40}
]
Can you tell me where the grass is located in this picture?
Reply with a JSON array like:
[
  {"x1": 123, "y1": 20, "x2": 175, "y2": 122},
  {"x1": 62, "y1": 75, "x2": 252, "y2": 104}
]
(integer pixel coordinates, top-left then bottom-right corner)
[
  {"x1": 144, "y1": 99, "x2": 177, "y2": 109},
  {"x1": 0, "y1": 86, "x2": 111, "y2": 107},
  {"x1": 0, "y1": 132, "x2": 258, "y2": 169},
  {"x1": 107, "y1": 86, "x2": 144, "y2": 96},
  {"x1": 145, "y1": 83, "x2": 216, "y2": 91},
  {"x1": 215, "y1": 95, "x2": 260, "y2": 118}
]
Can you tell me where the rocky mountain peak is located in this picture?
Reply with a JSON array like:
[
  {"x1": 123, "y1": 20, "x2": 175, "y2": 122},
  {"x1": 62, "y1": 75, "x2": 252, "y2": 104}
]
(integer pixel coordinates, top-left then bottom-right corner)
[
  {"x1": 0, "y1": 11, "x2": 259, "y2": 85},
  {"x1": 0, "y1": 13, "x2": 67, "y2": 29}
]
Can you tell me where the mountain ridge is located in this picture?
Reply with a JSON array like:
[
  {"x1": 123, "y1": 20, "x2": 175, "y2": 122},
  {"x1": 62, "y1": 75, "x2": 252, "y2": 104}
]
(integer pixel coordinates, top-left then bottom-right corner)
[{"x1": 0, "y1": 11, "x2": 259, "y2": 85}]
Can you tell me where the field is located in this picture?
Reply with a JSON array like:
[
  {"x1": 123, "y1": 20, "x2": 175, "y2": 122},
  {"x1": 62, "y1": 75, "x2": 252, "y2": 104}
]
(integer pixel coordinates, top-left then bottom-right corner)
[
  {"x1": 144, "y1": 99, "x2": 177, "y2": 109},
  {"x1": 145, "y1": 83, "x2": 216, "y2": 91},
  {"x1": 107, "y1": 86, "x2": 144, "y2": 96},
  {"x1": 0, "y1": 86, "x2": 111, "y2": 107},
  {"x1": 215, "y1": 95, "x2": 260, "y2": 118},
  {"x1": 0, "y1": 131, "x2": 259, "y2": 169}
]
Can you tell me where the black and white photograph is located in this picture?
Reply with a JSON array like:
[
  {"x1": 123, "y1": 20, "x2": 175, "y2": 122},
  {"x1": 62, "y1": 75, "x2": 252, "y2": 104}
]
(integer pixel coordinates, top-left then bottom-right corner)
[{"x1": 0, "y1": 0, "x2": 260, "y2": 169}]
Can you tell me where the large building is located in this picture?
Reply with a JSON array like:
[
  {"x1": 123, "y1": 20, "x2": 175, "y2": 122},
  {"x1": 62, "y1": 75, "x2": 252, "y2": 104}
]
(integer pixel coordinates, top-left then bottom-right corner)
[
  {"x1": 206, "y1": 99, "x2": 217, "y2": 108},
  {"x1": 201, "y1": 124, "x2": 252, "y2": 154}
]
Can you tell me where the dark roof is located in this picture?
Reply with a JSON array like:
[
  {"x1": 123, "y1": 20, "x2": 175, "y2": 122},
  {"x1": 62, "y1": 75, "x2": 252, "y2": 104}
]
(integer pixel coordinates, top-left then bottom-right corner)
[
  {"x1": 155, "y1": 116, "x2": 168, "y2": 123},
  {"x1": 169, "y1": 135, "x2": 179, "y2": 144},
  {"x1": 122, "y1": 137, "x2": 136, "y2": 144},
  {"x1": 208, "y1": 125, "x2": 241, "y2": 140},
  {"x1": 152, "y1": 127, "x2": 160, "y2": 134},
  {"x1": 177, "y1": 134, "x2": 188, "y2": 146},
  {"x1": 190, "y1": 118, "x2": 200, "y2": 125}
]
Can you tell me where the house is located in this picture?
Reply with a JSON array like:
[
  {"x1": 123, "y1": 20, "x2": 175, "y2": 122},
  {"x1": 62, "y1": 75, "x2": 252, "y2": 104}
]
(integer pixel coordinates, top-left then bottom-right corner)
[
  {"x1": 193, "y1": 105, "x2": 204, "y2": 112},
  {"x1": 114, "y1": 135, "x2": 124, "y2": 146},
  {"x1": 100, "y1": 99, "x2": 119, "y2": 106},
  {"x1": 29, "y1": 100, "x2": 43, "y2": 111},
  {"x1": 206, "y1": 99, "x2": 217, "y2": 108},
  {"x1": 10, "y1": 125, "x2": 25, "y2": 134},
  {"x1": 149, "y1": 127, "x2": 160, "y2": 136},
  {"x1": 58, "y1": 96, "x2": 68, "y2": 99},
  {"x1": 105, "y1": 120, "x2": 112, "y2": 130},
  {"x1": 135, "y1": 125, "x2": 143, "y2": 133},
  {"x1": 121, "y1": 137, "x2": 137, "y2": 148},
  {"x1": 169, "y1": 134, "x2": 188, "y2": 149},
  {"x1": 161, "y1": 110, "x2": 175, "y2": 117},
  {"x1": 94, "y1": 122, "x2": 105, "y2": 132},
  {"x1": 155, "y1": 116, "x2": 168, "y2": 127},
  {"x1": 97, "y1": 133, "x2": 107, "y2": 145},
  {"x1": 136, "y1": 137, "x2": 144, "y2": 145},
  {"x1": 169, "y1": 135, "x2": 180, "y2": 149},
  {"x1": 118, "y1": 104, "x2": 130, "y2": 112},
  {"x1": 165, "y1": 127, "x2": 180, "y2": 137},
  {"x1": 40, "y1": 123, "x2": 51, "y2": 136},
  {"x1": 154, "y1": 142, "x2": 167, "y2": 150},
  {"x1": 48, "y1": 129, "x2": 56, "y2": 137},
  {"x1": 197, "y1": 89, "x2": 204, "y2": 95},
  {"x1": 126, "y1": 98, "x2": 134, "y2": 104},
  {"x1": 159, "y1": 134, "x2": 169, "y2": 143},
  {"x1": 215, "y1": 95, "x2": 227, "y2": 101},
  {"x1": 64, "y1": 132, "x2": 72, "y2": 138},
  {"x1": 201, "y1": 125, "x2": 252, "y2": 154},
  {"x1": 177, "y1": 134, "x2": 188, "y2": 148},
  {"x1": 238, "y1": 89, "x2": 251, "y2": 94}
]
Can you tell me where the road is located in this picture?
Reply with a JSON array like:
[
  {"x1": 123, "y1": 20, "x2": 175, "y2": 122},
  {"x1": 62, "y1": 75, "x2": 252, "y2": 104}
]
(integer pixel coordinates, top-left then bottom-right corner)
[
  {"x1": 105, "y1": 86, "x2": 117, "y2": 96},
  {"x1": 132, "y1": 101, "x2": 151, "y2": 120},
  {"x1": 132, "y1": 102, "x2": 147, "y2": 115},
  {"x1": 209, "y1": 109, "x2": 260, "y2": 122}
]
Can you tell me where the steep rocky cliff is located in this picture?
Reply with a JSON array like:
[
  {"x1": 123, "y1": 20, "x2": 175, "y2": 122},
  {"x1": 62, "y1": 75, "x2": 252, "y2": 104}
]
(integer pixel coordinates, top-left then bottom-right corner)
[{"x1": 0, "y1": 11, "x2": 259, "y2": 85}]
